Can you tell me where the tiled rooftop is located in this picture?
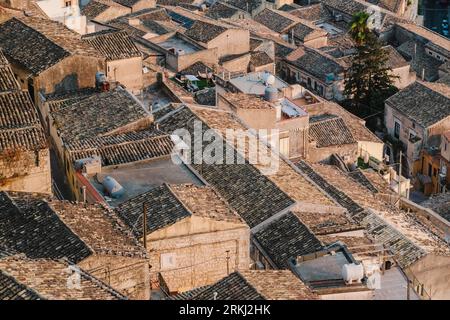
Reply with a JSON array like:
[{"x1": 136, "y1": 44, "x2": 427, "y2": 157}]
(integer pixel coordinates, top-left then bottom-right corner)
[
  {"x1": 184, "y1": 20, "x2": 227, "y2": 43},
  {"x1": 206, "y1": 1, "x2": 239, "y2": 20},
  {"x1": 67, "y1": 128, "x2": 174, "y2": 167},
  {"x1": 187, "y1": 106, "x2": 334, "y2": 206},
  {"x1": 50, "y1": 200, "x2": 148, "y2": 258},
  {"x1": 220, "y1": 92, "x2": 273, "y2": 109},
  {"x1": 169, "y1": 184, "x2": 243, "y2": 224},
  {"x1": 114, "y1": 183, "x2": 241, "y2": 237},
  {"x1": 286, "y1": 47, "x2": 346, "y2": 82},
  {"x1": 51, "y1": 88, "x2": 152, "y2": 143},
  {"x1": 386, "y1": 81, "x2": 450, "y2": 128},
  {"x1": 289, "y1": 4, "x2": 331, "y2": 22},
  {"x1": 384, "y1": 45, "x2": 409, "y2": 69},
  {"x1": 0, "y1": 191, "x2": 93, "y2": 263},
  {"x1": 293, "y1": 210, "x2": 361, "y2": 236},
  {"x1": 0, "y1": 191, "x2": 148, "y2": 262},
  {"x1": 250, "y1": 51, "x2": 273, "y2": 67},
  {"x1": 396, "y1": 22, "x2": 450, "y2": 58},
  {"x1": 0, "y1": 18, "x2": 71, "y2": 75},
  {"x1": 397, "y1": 40, "x2": 443, "y2": 81},
  {"x1": 81, "y1": 0, "x2": 110, "y2": 20},
  {"x1": 157, "y1": 105, "x2": 297, "y2": 228},
  {"x1": 421, "y1": 193, "x2": 450, "y2": 223},
  {"x1": 309, "y1": 114, "x2": 356, "y2": 147},
  {"x1": 0, "y1": 57, "x2": 47, "y2": 152},
  {"x1": 254, "y1": 8, "x2": 297, "y2": 33},
  {"x1": 114, "y1": 183, "x2": 191, "y2": 236},
  {"x1": 190, "y1": 270, "x2": 317, "y2": 300},
  {"x1": 82, "y1": 30, "x2": 142, "y2": 61},
  {"x1": 308, "y1": 163, "x2": 450, "y2": 266},
  {"x1": 254, "y1": 212, "x2": 323, "y2": 268},
  {"x1": 0, "y1": 267, "x2": 42, "y2": 300},
  {"x1": 305, "y1": 102, "x2": 381, "y2": 143},
  {"x1": 225, "y1": 0, "x2": 262, "y2": 13},
  {"x1": 0, "y1": 256, "x2": 125, "y2": 300},
  {"x1": 0, "y1": 54, "x2": 20, "y2": 93}
]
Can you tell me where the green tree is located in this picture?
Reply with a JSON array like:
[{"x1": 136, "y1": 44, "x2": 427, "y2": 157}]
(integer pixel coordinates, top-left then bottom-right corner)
[
  {"x1": 345, "y1": 13, "x2": 398, "y2": 112},
  {"x1": 349, "y1": 12, "x2": 371, "y2": 46}
]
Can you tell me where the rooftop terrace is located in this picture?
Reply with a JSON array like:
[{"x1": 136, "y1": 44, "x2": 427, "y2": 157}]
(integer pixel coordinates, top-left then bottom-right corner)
[{"x1": 87, "y1": 156, "x2": 203, "y2": 207}]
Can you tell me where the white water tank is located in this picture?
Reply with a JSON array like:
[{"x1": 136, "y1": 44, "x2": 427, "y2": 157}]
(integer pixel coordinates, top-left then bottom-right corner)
[
  {"x1": 102, "y1": 176, "x2": 125, "y2": 198},
  {"x1": 342, "y1": 263, "x2": 364, "y2": 284}
]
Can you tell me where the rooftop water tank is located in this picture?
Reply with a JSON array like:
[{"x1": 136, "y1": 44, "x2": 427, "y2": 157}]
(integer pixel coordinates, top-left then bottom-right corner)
[
  {"x1": 102, "y1": 176, "x2": 125, "y2": 199},
  {"x1": 264, "y1": 85, "x2": 278, "y2": 102},
  {"x1": 342, "y1": 263, "x2": 364, "y2": 284}
]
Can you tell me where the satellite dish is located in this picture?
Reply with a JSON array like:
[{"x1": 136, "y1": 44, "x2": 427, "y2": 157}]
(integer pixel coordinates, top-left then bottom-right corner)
[{"x1": 262, "y1": 72, "x2": 275, "y2": 86}]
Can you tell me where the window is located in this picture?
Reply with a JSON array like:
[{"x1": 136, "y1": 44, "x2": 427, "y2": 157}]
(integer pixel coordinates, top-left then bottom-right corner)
[
  {"x1": 65, "y1": 1, "x2": 71, "y2": 6},
  {"x1": 428, "y1": 163, "x2": 432, "y2": 177},
  {"x1": 394, "y1": 120, "x2": 401, "y2": 139},
  {"x1": 160, "y1": 253, "x2": 176, "y2": 270},
  {"x1": 279, "y1": 137, "x2": 289, "y2": 157},
  {"x1": 409, "y1": 129, "x2": 416, "y2": 140}
]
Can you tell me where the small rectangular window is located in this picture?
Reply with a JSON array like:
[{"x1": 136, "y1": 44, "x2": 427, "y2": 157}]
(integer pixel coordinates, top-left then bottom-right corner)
[{"x1": 394, "y1": 121, "x2": 401, "y2": 139}]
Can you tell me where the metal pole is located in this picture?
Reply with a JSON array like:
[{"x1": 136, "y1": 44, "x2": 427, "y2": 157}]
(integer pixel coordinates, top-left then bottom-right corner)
[
  {"x1": 82, "y1": 186, "x2": 86, "y2": 204},
  {"x1": 226, "y1": 250, "x2": 230, "y2": 275},
  {"x1": 407, "y1": 279, "x2": 411, "y2": 300},
  {"x1": 398, "y1": 150, "x2": 402, "y2": 198},
  {"x1": 143, "y1": 203, "x2": 148, "y2": 249}
]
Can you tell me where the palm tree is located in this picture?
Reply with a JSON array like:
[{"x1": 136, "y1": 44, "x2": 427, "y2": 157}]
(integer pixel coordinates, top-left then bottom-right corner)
[{"x1": 349, "y1": 12, "x2": 370, "y2": 45}]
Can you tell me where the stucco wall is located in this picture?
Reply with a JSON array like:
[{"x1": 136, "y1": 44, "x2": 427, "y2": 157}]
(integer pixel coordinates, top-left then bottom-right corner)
[
  {"x1": 130, "y1": 0, "x2": 155, "y2": 12},
  {"x1": 408, "y1": 254, "x2": 450, "y2": 300},
  {"x1": 207, "y1": 29, "x2": 250, "y2": 59},
  {"x1": 0, "y1": 148, "x2": 51, "y2": 194},
  {"x1": 95, "y1": 6, "x2": 130, "y2": 23},
  {"x1": 107, "y1": 56, "x2": 143, "y2": 92}
]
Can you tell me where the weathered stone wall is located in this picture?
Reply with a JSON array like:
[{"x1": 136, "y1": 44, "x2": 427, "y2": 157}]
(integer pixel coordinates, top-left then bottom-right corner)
[
  {"x1": 166, "y1": 47, "x2": 218, "y2": 72},
  {"x1": 251, "y1": 62, "x2": 276, "y2": 74},
  {"x1": 146, "y1": 216, "x2": 250, "y2": 293},
  {"x1": 0, "y1": 148, "x2": 52, "y2": 194},
  {"x1": 79, "y1": 254, "x2": 151, "y2": 300},
  {"x1": 37, "y1": 55, "x2": 105, "y2": 97},
  {"x1": 391, "y1": 65, "x2": 416, "y2": 89},
  {"x1": 221, "y1": 54, "x2": 251, "y2": 73},
  {"x1": 307, "y1": 141, "x2": 359, "y2": 164}
]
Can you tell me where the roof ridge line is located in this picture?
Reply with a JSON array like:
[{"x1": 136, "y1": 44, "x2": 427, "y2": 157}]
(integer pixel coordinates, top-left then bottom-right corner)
[
  {"x1": 165, "y1": 183, "x2": 195, "y2": 217},
  {"x1": 67, "y1": 133, "x2": 172, "y2": 153}
]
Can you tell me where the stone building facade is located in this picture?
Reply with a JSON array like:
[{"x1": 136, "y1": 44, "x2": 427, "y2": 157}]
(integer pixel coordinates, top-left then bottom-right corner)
[
  {"x1": 0, "y1": 50, "x2": 51, "y2": 194},
  {"x1": 114, "y1": 184, "x2": 250, "y2": 294}
]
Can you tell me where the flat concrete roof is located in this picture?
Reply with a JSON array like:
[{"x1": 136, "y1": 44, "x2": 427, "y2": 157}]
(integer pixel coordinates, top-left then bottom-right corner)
[
  {"x1": 373, "y1": 267, "x2": 420, "y2": 300},
  {"x1": 296, "y1": 252, "x2": 349, "y2": 283},
  {"x1": 229, "y1": 72, "x2": 288, "y2": 95},
  {"x1": 158, "y1": 35, "x2": 199, "y2": 54},
  {"x1": 88, "y1": 156, "x2": 203, "y2": 207}
]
